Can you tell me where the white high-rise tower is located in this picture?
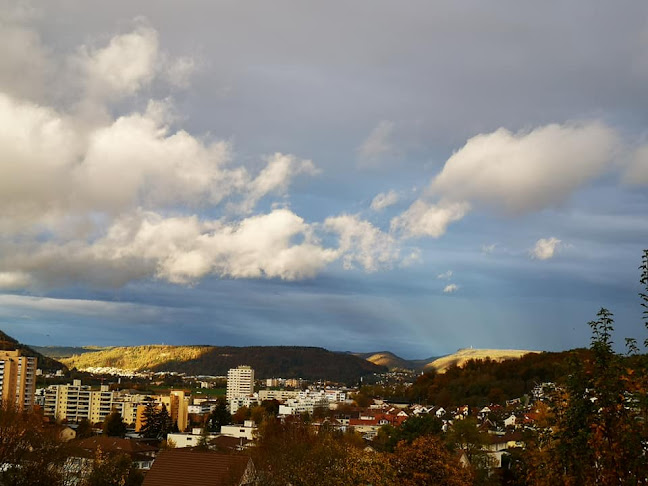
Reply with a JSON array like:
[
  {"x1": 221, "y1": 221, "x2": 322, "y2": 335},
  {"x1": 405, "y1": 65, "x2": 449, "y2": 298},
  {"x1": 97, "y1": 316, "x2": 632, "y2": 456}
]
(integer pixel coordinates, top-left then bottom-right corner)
[{"x1": 226, "y1": 365, "x2": 255, "y2": 401}]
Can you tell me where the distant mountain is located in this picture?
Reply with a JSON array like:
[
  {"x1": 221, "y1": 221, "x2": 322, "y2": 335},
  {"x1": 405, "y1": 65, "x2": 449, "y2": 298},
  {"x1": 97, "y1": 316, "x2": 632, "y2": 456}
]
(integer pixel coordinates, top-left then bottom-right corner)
[
  {"x1": 354, "y1": 348, "x2": 538, "y2": 372},
  {"x1": 61, "y1": 345, "x2": 386, "y2": 383},
  {"x1": 423, "y1": 348, "x2": 539, "y2": 373},
  {"x1": 0, "y1": 330, "x2": 67, "y2": 371},
  {"x1": 31, "y1": 345, "x2": 109, "y2": 359},
  {"x1": 353, "y1": 351, "x2": 433, "y2": 371}
]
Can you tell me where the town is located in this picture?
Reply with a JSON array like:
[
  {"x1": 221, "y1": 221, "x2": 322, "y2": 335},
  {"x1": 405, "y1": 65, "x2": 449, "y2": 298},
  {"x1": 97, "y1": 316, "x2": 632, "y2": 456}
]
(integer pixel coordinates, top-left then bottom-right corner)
[{"x1": 3, "y1": 337, "x2": 637, "y2": 486}]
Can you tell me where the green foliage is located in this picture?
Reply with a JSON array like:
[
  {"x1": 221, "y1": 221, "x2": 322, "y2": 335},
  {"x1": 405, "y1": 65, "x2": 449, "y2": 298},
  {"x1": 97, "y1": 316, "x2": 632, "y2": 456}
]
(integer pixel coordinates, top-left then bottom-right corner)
[
  {"x1": 374, "y1": 414, "x2": 443, "y2": 452},
  {"x1": 207, "y1": 397, "x2": 231, "y2": 432},
  {"x1": 76, "y1": 418, "x2": 93, "y2": 439},
  {"x1": 524, "y1": 277, "x2": 648, "y2": 484},
  {"x1": 102, "y1": 410, "x2": 127, "y2": 437}
]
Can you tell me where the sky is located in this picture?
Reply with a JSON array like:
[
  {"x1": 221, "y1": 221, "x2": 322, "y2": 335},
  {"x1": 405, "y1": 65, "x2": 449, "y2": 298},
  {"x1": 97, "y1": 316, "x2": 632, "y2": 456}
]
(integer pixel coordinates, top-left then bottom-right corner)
[{"x1": 1, "y1": 1, "x2": 647, "y2": 359}]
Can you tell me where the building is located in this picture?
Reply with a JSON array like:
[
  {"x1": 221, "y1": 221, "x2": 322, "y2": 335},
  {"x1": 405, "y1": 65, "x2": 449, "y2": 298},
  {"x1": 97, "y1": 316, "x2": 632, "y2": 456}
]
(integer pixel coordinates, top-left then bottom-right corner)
[
  {"x1": 220, "y1": 420, "x2": 257, "y2": 440},
  {"x1": 156, "y1": 390, "x2": 190, "y2": 432},
  {"x1": 258, "y1": 389, "x2": 298, "y2": 401},
  {"x1": 0, "y1": 350, "x2": 37, "y2": 410},
  {"x1": 167, "y1": 428, "x2": 219, "y2": 448},
  {"x1": 227, "y1": 366, "x2": 254, "y2": 402},
  {"x1": 43, "y1": 380, "x2": 150, "y2": 424},
  {"x1": 142, "y1": 450, "x2": 255, "y2": 486}
]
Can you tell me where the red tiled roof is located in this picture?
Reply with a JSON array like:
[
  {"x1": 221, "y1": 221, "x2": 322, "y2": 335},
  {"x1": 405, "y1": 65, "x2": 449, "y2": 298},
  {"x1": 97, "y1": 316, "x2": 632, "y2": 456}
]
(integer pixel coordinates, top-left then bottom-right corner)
[{"x1": 142, "y1": 450, "x2": 252, "y2": 486}]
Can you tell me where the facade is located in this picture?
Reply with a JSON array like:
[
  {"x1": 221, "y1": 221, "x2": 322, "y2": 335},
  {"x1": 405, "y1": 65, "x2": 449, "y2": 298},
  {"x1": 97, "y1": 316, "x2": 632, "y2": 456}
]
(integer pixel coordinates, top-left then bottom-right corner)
[
  {"x1": 0, "y1": 350, "x2": 37, "y2": 410},
  {"x1": 258, "y1": 389, "x2": 298, "y2": 401},
  {"x1": 43, "y1": 380, "x2": 149, "y2": 424},
  {"x1": 226, "y1": 366, "x2": 255, "y2": 401},
  {"x1": 220, "y1": 420, "x2": 257, "y2": 440},
  {"x1": 167, "y1": 428, "x2": 219, "y2": 448}
]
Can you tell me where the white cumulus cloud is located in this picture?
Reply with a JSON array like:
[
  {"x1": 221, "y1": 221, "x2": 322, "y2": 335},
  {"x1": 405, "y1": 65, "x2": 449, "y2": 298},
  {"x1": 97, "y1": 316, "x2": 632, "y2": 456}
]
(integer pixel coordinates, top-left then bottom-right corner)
[
  {"x1": 77, "y1": 24, "x2": 159, "y2": 100},
  {"x1": 371, "y1": 190, "x2": 399, "y2": 211},
  {"x1": 443, "y1": 283, "x2": 459, "y2": 293},
  {"x1": 325, "y1": 214, "x2": 400, "y2": 272},
  {"x1": 390, "y1": 200, "x2": 470, "y2": 238},
  {"x1": 437, "y1": 270, "x2": 453, "y2": 279},
  {"x1": 429, "y1": 121, "x2": 620, "y2": 215},
  {"x1": 530, "y1": 237, "x2": 562, "y2": 260}
]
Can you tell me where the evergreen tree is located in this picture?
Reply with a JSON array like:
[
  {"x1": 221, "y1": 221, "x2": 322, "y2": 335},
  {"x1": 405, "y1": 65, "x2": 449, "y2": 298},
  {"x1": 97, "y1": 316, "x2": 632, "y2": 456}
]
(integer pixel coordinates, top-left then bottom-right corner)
[
  {"x1": 76, "y1": 418, "x2": 93, "y2": 439},
  {"x1": 139, "y1": 402, "x2": 160, "y2": 439},
  {"x1": 207, "y1": 397, "x2": 231, "y2": 432},
  {"x1": 103, "y1": 410, "x2": 127, "y2": 437},
  {"x1": 158, "y1": 404, "x2": 173, "y2": 438}
]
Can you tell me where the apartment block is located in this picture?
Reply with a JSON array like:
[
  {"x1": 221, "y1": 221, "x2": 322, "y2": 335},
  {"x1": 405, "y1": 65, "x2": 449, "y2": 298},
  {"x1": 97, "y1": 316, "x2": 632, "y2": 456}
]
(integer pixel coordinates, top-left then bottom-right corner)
[
  {"x1": 43, "y1": 380, "x2": 149, "y2": 424},
  {"x1": 226, "y1": 366, "x2": 254, "y2": 401},
  {"x1": 0, "y1": 350, "x2": 37, "y2": 410}
]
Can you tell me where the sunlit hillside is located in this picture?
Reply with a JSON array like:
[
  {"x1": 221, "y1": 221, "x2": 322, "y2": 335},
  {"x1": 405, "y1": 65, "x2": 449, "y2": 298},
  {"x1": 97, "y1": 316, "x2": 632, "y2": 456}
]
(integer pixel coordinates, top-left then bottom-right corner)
[
  {"x1": 61, "y1": 345, "x2": 210, "y2": 371},
  {"x1": 60, "y1": 345, "x2": 386, "y2": 382},
  {"x1": 424, "y1": 348, "x2": 539, "y2": 373}
]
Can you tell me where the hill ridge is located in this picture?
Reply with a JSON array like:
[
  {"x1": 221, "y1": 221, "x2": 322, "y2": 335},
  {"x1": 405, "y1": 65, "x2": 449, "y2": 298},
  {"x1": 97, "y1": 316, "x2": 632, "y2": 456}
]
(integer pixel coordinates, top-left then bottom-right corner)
[{"x1": 60, "y1": 344, "x2": 386, "y2": 383}]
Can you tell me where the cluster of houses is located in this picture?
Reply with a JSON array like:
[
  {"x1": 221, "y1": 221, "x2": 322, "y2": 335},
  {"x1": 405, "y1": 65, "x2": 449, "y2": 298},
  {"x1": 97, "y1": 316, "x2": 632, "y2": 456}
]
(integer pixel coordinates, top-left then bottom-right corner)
[{"x1": 33, "y1": 361, "x2": 560, "y2": 485}]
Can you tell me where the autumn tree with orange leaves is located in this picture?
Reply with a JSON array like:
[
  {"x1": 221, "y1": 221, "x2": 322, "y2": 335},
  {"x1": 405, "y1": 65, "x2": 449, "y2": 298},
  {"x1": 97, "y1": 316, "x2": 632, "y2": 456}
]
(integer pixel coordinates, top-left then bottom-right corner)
[{"x1": 523, "y1": 250, "x2": 648, "y2": 486}]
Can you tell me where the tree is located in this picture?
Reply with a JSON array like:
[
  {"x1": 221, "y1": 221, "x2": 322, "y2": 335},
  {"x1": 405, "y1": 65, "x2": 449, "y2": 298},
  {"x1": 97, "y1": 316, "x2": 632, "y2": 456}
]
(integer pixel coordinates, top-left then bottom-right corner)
[
  {"x1": 140, "y1": 403, "x2": 173, "y2": 439},
  {"x1": 207, "y1": 397, "x2": 231, "y2": 432},
  {"x1": 139, "y1": 401, "x2": 160, "y2": 439},
  {"x1": 103, "y1": 410, "x2": 127, "y2": 437},
  {"x1": 374, "y1": 414, "x2": 443, "y2": 452},
  {"x1": 391, "y1": 434, "x2": 472, "y2": 486},
  {"x1": 446, "y1": 417, "x2": 496, "y2": 485},
  {"x1": 525, "y1": 305, "x2": 648, "y2": 485},
  {"x1": 0, "y1": 402, "x2": 70, "y2": 486},
  {"x1": 83, "y1": 450, "x2": 143, "y2": 486},
  {"x1": 76, "y1": 418, "x2": 93, "y2": 439},
  {"x1": 232, "y1": 405, "x2": 250, "y2": 424}
]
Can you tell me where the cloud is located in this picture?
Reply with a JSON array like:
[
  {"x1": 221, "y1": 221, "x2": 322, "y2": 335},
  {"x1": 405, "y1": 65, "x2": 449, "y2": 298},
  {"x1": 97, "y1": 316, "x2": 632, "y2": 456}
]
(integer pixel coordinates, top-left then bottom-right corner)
[
  {"x1": 2, "y1": 209, "x2": 340, "y2": 286},
  {"x1": 388, "y1": 121, "x2": 623, "y2": 240},
  {"x1": 443, "y1": 283, "x2": 459, "y2": 293},
  {"x1": 76, "y1": 23, "x2": 159, "y2": 100},
  {"x1": 390, "y1": 200, "x2": 470, "y2": 238},
  {"x1": 400, "y1": 248, "x2": 422, "y2": 267},
  {"x1": 429, "y1": 121, "x2": 620, "y2": 215},
  {"x1": 437, "y1": 270, "x2": 453, "y2": 279},
  {"x1": 623, "y1": 144, "x2": 648, "y2": 185},
  {"x1": 358, "y1": 120, "x2": 395, "y2": 166},
  {"x1": 237, "y1": 153, "x2": 320, "y2": 214},
  {"x1": 0, "y1": 271, "x2": 31, "y2": 290},
  {"x1": 530, "y1": 237, "x2": 562, "y2": 260},
  {"x1": 481, "y1": 244, "x2": 497, "y2": 254},
  {"x1": 162, "y1": 55, "x2": 196, "y2": 88},
  {"x1": 324, "y1": 214, "x2": 400, "y2": 272},
  {"x1": 370, "y1": 190, "x2": 399, "y2": 211},
  {"x1": 0, "y1": 11, "x2": 51, "y2": 102},
  {"x1": 0, "y1": 20, "x2": 397, "y2": 289}
]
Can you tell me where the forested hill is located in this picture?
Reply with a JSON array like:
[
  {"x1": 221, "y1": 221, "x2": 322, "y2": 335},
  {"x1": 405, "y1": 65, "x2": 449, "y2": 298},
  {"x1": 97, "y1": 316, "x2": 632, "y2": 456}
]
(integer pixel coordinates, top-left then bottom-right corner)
[
  {"x1": 0, "y1": 330, "x2": 67, "y2": 371},
  {"x1": 61, "y1": 345, "x2": 386, "y2": 383}
]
